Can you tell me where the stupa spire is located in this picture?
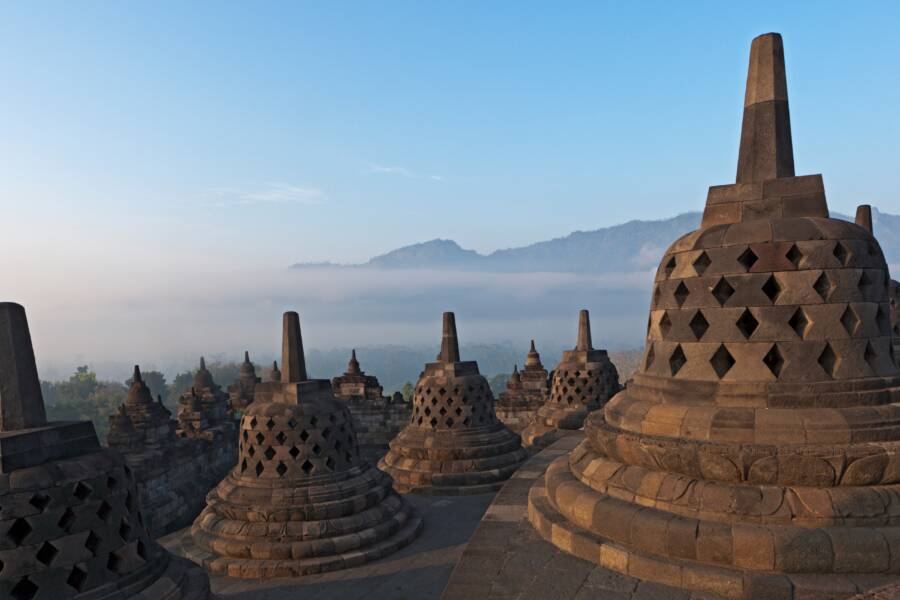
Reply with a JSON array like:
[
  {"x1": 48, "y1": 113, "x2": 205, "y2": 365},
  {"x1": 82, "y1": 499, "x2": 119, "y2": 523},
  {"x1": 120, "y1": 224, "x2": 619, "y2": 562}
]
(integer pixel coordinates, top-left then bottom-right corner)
[
  {"x1": 736, "y1": 33, "x2": 794, "y2": 183},
  {"x1": 281, "y1": 311, "x2": 308, "y2": 382},
  {"x1": 244, "y1": 350, "x2": 250, "y2": 363},
  {"x1": 438, "y1": 312, "x2": 460, "y2": 363},
  {"x1": 856, "y1": 204, "x2": 874, "y2": 233},
  {"x1": 199, "y1": 356, "x2": 206, "y2": 370},
  {"x1": 575, "y1": 309, "x2": 593, "y2": 351},
  {"x1": 0, "y1": 302, "x2": 47, "y2": 431},
  {"x1": 133, "y1": 364, "x2": 143, "y2": 383}
]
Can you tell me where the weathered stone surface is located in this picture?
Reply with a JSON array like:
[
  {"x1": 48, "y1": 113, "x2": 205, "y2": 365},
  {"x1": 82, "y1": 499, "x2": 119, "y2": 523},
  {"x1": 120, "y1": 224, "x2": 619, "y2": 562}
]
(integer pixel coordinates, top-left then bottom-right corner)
[
  {"x1": 526, "y1": 33, "x2": 900, "y2": 599},
  {"x1": 495, "y1": 341, "x2": 551, "y2": 432},
  {"x1": 380, "y1": 312, "x2": 528, "y2": 494},
  {"x1": 227, "y1": 351, "x2": 260, "y2": 416},
  {"x1": 521, "y1": 310, "x2": 620, "y2": 448},
  {"x1": 0, "y1": 302, "x2": 212, "y2": 599},
  {"x1": 184, "y1": 311, "x2": 421, "y2": 577},
  {"x1": 332, "y1": 349, "x2": 410, "y2": 463},
  {"x1": 0, "y1": 302, "x2": 46, "y2": 431}
]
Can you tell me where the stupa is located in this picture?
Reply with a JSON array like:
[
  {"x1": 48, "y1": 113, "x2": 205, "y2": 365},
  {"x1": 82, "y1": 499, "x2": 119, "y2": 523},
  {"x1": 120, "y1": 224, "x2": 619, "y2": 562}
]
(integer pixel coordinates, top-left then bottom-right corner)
[
  {"x1": 521, "y1": 310, "x2": 620, "y2": 447},
  {"x1": 185, "y1": 312, "x2": 421, "y2": 577},
  {"x1": 177, "y1": 357, "x2": 231, "y2": 439},
  {"x1": 108, "y1": 366, "x2": 175, "y2": 449},
  {"x1": 495, "y1": 340, "x2": 551, "y2": 432},
  {"x1": 527, "y1": 33, "x2": 900, "y2": 599},
  {"x1": 379, "y1": 312, "x2": 528, "y2": 494},
  {"x1": 0, "y1": 302, "x2": 211, "y2": 599},
  {"x1": 332, "y1": 349, "x2": 410, "y2": 463},
  {"x1": 227, "y1": 351, "x2": 260, "y2": 415}
]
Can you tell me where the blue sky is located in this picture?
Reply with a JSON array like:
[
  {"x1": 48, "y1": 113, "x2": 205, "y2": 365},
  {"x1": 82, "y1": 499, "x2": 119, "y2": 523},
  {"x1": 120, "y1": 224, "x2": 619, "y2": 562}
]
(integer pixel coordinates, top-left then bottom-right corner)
[{"x1": 2, "y1": 2, "x2": 900, "y2": 371}]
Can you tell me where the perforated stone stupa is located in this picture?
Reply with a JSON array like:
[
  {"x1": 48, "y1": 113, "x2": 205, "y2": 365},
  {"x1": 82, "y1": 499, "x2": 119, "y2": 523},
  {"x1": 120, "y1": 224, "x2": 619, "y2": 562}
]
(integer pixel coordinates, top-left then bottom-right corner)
[
  {"x1": 527, "y1": 33, "x2": 900, "y2": 599},
  {"x1": 185, "y1": 312, "x2": 421, "y2": 577},
  {"x1": 0, "y1": 302, "x2": 212, "y2": 599},
  {"x1": 521, "y1": 310, "x2": 620, "y2": 448},
  {"x1": 227, "y1": 351, "x2": 260, "y2": 416},
  {"x1": 177, "y1": 357, "x2": 232, "y2": 440},
  {"x1": 379, "y1": 312, "x2": 527, "y2": 494},
  {"x1": 495, "y1": 341, "x2": 551, "y2": 432}
]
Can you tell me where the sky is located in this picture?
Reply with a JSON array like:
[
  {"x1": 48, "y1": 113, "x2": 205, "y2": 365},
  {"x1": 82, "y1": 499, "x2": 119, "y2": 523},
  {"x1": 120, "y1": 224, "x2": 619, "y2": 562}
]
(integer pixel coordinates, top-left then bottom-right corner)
[{"x1": 1, "y1": 2, "x2": 899, "y2": 377}]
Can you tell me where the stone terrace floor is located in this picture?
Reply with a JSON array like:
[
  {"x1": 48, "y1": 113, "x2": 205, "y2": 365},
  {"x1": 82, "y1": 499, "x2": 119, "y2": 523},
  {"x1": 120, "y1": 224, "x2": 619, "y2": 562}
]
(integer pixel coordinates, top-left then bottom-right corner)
[
  {"x1": 160, "y1": 492, "x2": 494, "y2": 600},
  {"x1": 442, "y1": 432, "x2": 723, "y2": 600}
]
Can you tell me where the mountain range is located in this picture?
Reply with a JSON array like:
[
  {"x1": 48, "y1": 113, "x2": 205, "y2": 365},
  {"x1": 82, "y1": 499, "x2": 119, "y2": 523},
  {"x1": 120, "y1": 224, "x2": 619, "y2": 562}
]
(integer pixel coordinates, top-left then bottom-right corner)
[{"x1": 293, "y1": 208, "x2": 900, "y2": 273}]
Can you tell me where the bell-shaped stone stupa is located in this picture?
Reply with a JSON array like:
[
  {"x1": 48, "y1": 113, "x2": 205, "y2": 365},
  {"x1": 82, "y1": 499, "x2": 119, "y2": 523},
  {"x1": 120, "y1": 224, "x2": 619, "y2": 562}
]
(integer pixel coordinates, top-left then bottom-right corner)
[
  {"x1": 185, "y1": 312, "x2": 421, "y2": 577},
  {"x1": 379, "y1": 312, "x2": 527, "y2": 494},
  {"x1": 0, "y1": 302, "x2": 211, "y2": 599},
  {"x1": 527, "y1": 33, "x2": 900, "y2": 599},
  {"x1": 521, "y1": 310, "x2": 620, "y2": 447},
  {"x1": 495, "y1": 341, "x2": 552, "y2": 432}
]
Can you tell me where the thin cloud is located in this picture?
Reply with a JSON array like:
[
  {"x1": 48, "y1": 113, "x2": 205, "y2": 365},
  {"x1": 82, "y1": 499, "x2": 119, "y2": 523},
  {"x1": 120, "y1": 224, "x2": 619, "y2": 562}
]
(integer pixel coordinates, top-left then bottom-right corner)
[
  {"x1": 364, "y1": 163, "x2": 444, "y2": 181},
  {"x1": 203, "y1": 183, "x2": 325, "y2": 208}
]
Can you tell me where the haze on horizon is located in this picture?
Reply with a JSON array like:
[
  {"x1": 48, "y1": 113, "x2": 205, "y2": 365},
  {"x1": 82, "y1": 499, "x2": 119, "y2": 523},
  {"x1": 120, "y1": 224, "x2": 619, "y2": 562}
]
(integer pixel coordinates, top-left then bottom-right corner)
[{"x1": 2, "y1": 2, "x2": 899, "y2": 378}]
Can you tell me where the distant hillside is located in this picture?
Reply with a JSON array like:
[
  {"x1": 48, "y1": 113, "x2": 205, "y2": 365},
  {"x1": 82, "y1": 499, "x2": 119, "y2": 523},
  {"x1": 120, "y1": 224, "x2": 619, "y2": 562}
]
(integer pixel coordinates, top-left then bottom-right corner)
[{"x1": 292, "y1": 208, "x2": 900, "y2": 273}]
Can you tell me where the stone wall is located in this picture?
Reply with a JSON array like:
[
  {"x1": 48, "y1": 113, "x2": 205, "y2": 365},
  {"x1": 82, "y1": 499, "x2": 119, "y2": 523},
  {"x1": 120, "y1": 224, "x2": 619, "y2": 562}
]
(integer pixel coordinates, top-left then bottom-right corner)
[{"x1": 343, "y1": 398, "x2": 410, "y2": 464}]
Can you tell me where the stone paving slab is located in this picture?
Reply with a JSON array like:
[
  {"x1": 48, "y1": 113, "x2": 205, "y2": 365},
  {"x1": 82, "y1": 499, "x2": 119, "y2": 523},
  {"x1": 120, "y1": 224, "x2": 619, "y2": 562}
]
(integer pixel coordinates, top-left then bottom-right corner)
[
  {"x1": 161, "y1": 492, "x2": 494, "y2": 599},
  {"x1": 441, "y1": 432, "x2": 724, "y2": 600}
]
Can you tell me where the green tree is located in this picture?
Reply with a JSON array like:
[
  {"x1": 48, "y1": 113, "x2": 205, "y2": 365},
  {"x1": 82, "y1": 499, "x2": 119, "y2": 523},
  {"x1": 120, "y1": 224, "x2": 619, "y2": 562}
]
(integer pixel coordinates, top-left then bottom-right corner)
[
  {"x1": 400, "y1": 381, "x2": 415, "y2": 403},
  {"x1": 45, "y1": 366, "x2": 126, "y2": 444}
]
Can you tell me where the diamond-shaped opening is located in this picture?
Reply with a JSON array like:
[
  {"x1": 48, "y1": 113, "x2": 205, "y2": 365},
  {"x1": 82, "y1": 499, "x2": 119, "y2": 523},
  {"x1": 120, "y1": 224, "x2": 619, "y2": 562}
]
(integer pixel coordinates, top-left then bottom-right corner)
[
  {"x1": 674, "y1": 281, "x2": 690, "y2": 307},
  {"x1": 818, "y1": 343, "x2": 838, "y2": 378},
  {"x1": 125, "y1": 491, "x2": 135, "y2": 513},
  {"x1": 58, "y1": 508, "x2": 76, "y2": 531},
  {"x1": 439, "y1": 406, "x2": 447, "y2": 416},
  {"x1": 321, "y1": 428, "x2": 330, "y2": 439},
  {"x1": 240, "y1": 458, "x2": 248, "y2": 472},
  {"x1": 97, "y1": 501, "x2": 113, "y2": 522},
  {"x1": 249, "y1": 417, "x2": 258, "y2": 428},
  {"x1": 265, "y1": 418, "x2": 275, "y2": 430},
  {"x1": 289, "y1": 445, "x2": 300, "y2": 459},
  {"x1": 840, "y1": 305, "x2": 860, "y2": 335},
  {"x1": 255, "y1": 432, "x2": 265, "y2": 444},
  {"x1": 689, "y1": 310, "x2": 709, "y2": 340},
  {"x1": 814, "y1": 272, "x2": 834, "y2": 301},
  {"x1": 7, "y1": 518, "x2": 31, "y2": 546},
  {"x1": 106, "y1": 475, "x2": 117, "y2": 491},
  {"x1": 712, "y1": 277, "x2": 735, "y2": 306},
  {"x1": 710, "y1": 344, "x2": 735, "y2": 379},
  {"x1": 445, "y1": 417, "x2": 454, "y2": 427},
  {"x1": 788, "y1": 308, "x2": 809, "y2": 338},
  {"x1": 310, "y1": 416, "x2": 318, "y2": 426},
  {"x1": 264, "y1": 446, "x2": 276, "y2": 460},
  {"x1": 658, "y1": 311, "x2": 672, "y2": 338},
  {"x1": 424, "y1": 407, "x2": 431, "y2": 416},
  {"x1": 29, "y1": 493, "x2": 51, "y2": 512},
  {"x1": 137, "y1": 540, "x2": 147, "y2": 560},
  {"x1": 67, "y1": 565, "x2": 88, "y2": 591},
  {"x1": 73, "y1": 481, "x2": 92, "y2": 501},
  {"x1": 455, "y1": 406, "x2": 463, "y2": 416},
  {"x1": 737, "y1": 247, "x2": 758, "y2": 271},
  {"x1": 301, "y1": 459, "x2": 314, "y2": 475},
  {"x1": 669, "y1": 345, "x2": 687, "y2": 376},
  {"x1": 786, "y1": 244, "x2": 803, "y2": 267},
  {"x1": 858, "y1": 270, "x2": 874, "y2": 296},
  {"x1": 118, "y1": 519, "x2": 131, "y2": 541},
  {"x1": 762, "y1": 274, "x2": 782, "y2": 303},
  {"x1": 107, "y1": 551, "x2": 122, "y2": 573},
  {"x1": 877, "y1": 304, "x2": 892, "y2": 334},
  {"x1": 84, "y1": 531, "x2": 101, "y2": 556},
  {"x1": 255, "y1": 462, "x2": 264, "y2": 476},
  {"x1": 645, "y1": 343, "x2": 655, "y2": 369},
  {"x1": 763, "y1": 344, "x2": 784, "y2": 378},
  {"x1": 430, "y1": 417, "x2": 438, "y2": 428},
  {"x1": 864, "y1": 342, "x2": 878, "y2": 369},
  {"x1": 276, "y1": 462, "x2": 288, "y2": 477},
  {"x1": 833, "y1": 241, "x2": 849, "y2": 265},
  {"x1": 36, "y1": 541, "x2": 59, "y2": 566},
  {"x1": 287, "y1": 418, "x2": 297, "y2": 429},
  {"x1": 736, "y1": 308, "x2": 759, "y2": 340},
  {"x1": 653, "y1": 286, "x2": 661, "y2": 308},
  {"x1": 325, "y1": 456, "x2": 335, "y2": 470},
  {"x1": 299, "y1": 430, "x2": 310, "y2": 441},
  {"x1": 247, "y1": 445, "x2": 256, "y2": 457},
  {"x1": 242, "y1": 430, "x2": 249, "y2": 441},
  {"x1": 10, "y1": 577, "x2": 38, "y2": 600},
  {"x1": 312, "y1": 443, "x2": 322, "y2": 455},
  {"x1": 275, "y1": 431, "x2": 287, "y2": 444},
  {"x1": 664, "y1": 255, "x2": 677, "y2": 278},
  {"x1": 693, "y1": 251, "x2": 711, "y2": 276}
]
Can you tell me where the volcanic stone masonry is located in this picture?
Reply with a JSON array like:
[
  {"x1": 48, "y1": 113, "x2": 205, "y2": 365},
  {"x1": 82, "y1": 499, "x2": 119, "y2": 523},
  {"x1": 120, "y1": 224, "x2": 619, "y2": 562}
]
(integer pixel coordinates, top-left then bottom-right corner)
[
  {"x1": 495, "y1": 340, "x2": 551, "y2": 432},
  {"x1": 379, "y1": 312, "x2": 528, "y2": 494},
  {"x1": 177, "y1": 357, "x2": 233, "y2": 442},
  {"x1": 107, "y1": 365, "x2": 237, "y2": 537},
  {"x1": 521, "y1": 310, "x2": 621, "y2": 448},
  {"x1": 183, "y1": 311, "x2": 421, "y2": 577},
  {"x1": 227, "y1": 351, "x2": 260, "y2": 417},
  {"x1": 0, "y1": 302, "x2": 212, "y2": 599},
  {"x1": 527, "y1": 33, "x2": 900, "y2": 599},
  {"x1": 331, "y1": 349, "x2": 410, "y2": 463}
]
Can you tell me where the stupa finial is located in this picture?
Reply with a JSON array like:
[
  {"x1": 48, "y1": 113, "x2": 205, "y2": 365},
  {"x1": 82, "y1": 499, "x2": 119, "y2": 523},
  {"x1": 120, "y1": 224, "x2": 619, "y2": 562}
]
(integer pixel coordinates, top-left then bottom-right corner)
[
  {"x1": 199, "y1": 356, "x2": 206, "y2": 370},
  {"x1": 856, "y1": 204, "x2": 874, "y2": 234},
  {"x1": 281, "y1": 312, "x2": 308, "y2": 383},
  {"x1": 0, "y1": 302, "x2": 47, "y2": 431},
  {"x1": 133, "y1": 364, "x2": 143, "y2": 383},
  {"x1": 244, "y1": 350, "x2": 250, "y2": 363},
  {"x1": 438, "y1": 312, "x2": 460, "y2": 363},
  {"x1": 575, "y1": 309, "x2": 593, "y2": 351},
  {"x1": 736, "y1": 33, "x2": 794, "y2": 183}
]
